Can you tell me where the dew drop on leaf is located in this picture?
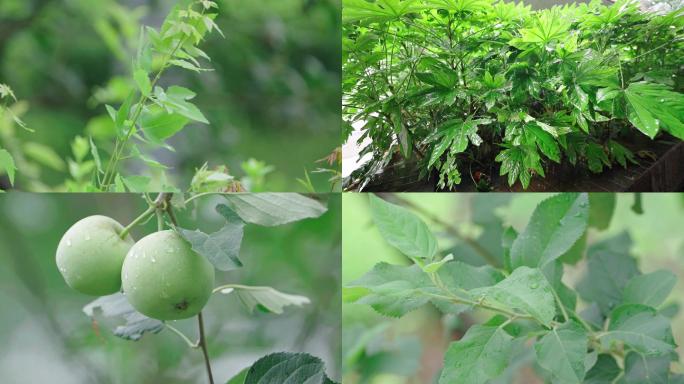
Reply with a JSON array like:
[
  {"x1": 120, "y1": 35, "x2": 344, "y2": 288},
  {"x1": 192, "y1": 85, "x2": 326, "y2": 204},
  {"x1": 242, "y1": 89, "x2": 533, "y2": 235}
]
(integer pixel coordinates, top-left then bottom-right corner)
[{"x1": 529, "y1": 282, "x2": 539, "y2": 289}]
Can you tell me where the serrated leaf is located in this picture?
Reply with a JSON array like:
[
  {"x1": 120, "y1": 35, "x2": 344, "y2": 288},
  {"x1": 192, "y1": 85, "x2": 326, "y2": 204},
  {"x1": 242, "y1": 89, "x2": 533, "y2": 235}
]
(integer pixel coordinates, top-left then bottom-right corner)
[
  {"x1": 369, "y1": 194, "x2": 437, "y2": 260},
  {"x1": 218, "y1": 285, "x2": 310, "y2": 314},
  {"x1": 243, "y1": 352, "x2": 337, "y2": 384},
  {"x1": 585, "y1": 354, "x2": 620, "y2": 384},
  {"x1": 83, "y1": 293, "x2": 163, "y2": 341},
  {"x1": 623, "y1": 270, "x2": 676, "y2": 308},
  {"x1": 601, "y1": 304, "x2": 675, "y2": 356},
  {"x1": 178, "y1": 206, "x2": 244, "y2": 271},
  {"x1": 439, "y1": 325, "x2": 514, "y2": 384},
  {"x1": 620, "y1": 352, "x2": 669, "y2": 384},
  {"x1": 577, "y1": 233, "x2": 640, "y2": 315},
  {"x1": 510, "y1": 193, "x2": 589, "y2": 268},
  {"x1": 534, "y1": 321, "x2": 588, "y2": 384},
  {"x1": 472, "y1": 266, "x2": 556, "y2": 326},
  {"x1": 346, "y1": 262, "x2": 433, "y2": 317},
  {"x1": 221, "y1": 193, "x2": 327, "y2": 227}
]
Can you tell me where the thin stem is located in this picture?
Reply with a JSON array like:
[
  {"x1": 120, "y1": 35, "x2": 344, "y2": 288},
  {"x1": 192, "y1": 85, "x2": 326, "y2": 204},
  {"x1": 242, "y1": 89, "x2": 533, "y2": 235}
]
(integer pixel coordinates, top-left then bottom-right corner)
[
  {"x1": 166, "y1": 323, "x2": 199, "y2": 348},
  {"x1": 387, "y1": 194, "x2": 500, "y2": 266},
  {"x1": 550, "y1": 287, "x2": 569, "y2": 323},
  {"x1": 119, "y1": 206, "x2": 156, "y2": 239},
  {"x1": 156, "y1": 211, "x2": 165, "y2": 231},
  {"x1": 197, "y1": 312, "x2": 214, "y2": 384}
]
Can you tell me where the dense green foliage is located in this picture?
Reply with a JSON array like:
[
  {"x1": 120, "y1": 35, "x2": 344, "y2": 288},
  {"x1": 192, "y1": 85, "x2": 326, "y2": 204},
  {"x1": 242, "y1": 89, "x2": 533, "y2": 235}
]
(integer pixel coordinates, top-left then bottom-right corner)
[
  {"x1": 343, "y1": 0, "x2": 684, "y2": 189},
  {"x1": 344, "y1": 193, "x2": 683, "y2": 383}
]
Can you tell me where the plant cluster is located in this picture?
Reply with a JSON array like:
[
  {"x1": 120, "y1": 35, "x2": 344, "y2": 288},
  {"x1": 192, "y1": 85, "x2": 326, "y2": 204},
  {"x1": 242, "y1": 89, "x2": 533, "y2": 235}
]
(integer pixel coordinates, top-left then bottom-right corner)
[
  {"x1": 56, "y1": 192, "x2": 337, "y2": 384},
  {"x1": 343, "y1": 0, "x2": 684, "y2": 190},
  {"x1": 345, "y1": 193, "x2": 682, "y2": 383}
]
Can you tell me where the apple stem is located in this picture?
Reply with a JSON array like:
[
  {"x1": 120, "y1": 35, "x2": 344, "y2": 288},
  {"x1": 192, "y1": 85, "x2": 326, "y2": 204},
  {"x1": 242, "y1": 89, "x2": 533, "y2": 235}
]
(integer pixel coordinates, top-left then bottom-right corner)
[{"x1": 197, "y1": 311, "x2": 214, "y2": 384}]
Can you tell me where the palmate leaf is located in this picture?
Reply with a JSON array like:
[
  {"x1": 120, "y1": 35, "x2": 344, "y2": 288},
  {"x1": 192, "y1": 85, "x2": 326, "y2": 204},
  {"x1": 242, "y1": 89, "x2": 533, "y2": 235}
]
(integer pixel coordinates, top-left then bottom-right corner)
[
  {"x1": 495, "y1": 145, "x2": 544, "y2": 189},
  {"x1": 524, "y1": 123, "x2": 561, "y2": 163},
  {"x1": 342, "y1": 0, "x2": 425, "y2": 24},
  {"x1": 624, "y1": 82, "x2": 684, "y2": 139},
  {"x1": 422, "y1": 0, "x2": 491, "y2": 13},
  {"x1": 510, "y1": 193, "x2": 589, "y2": 269},
  {"x1": 428, "y1": 118, "x2": 488, "y2": 168},
  {"x1": 601, "y1": 304, "x2": 676, "y2": 356},
  {"x1": 518, "y1": 9, "x2": 570, "y2": 45},
  {"x1": 534, "y1": 321, "x2": 588, "y2": 384},
  {"x1": 439, "y1": 325, "x2": 513, "y2": 384},
  {"x1": 368, "y1": 194, "x2": 437, "y2": 260}
]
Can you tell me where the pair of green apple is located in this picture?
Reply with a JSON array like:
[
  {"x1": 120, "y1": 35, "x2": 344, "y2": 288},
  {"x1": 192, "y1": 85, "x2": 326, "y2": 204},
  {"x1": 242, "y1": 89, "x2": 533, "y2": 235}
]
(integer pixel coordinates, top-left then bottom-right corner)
[{"x1": 56, "y1": 215, "x2": 214, "y2": 320}]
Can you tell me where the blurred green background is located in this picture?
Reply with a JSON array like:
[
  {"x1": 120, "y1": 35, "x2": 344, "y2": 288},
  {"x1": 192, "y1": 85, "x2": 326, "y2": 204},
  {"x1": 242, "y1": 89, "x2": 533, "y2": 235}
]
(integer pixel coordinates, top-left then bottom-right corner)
[
  {"x1": 0, "y1": 0, "x2": 341, "y2": 191},
  {"x1": 342, "y1": 193, "x2": 684, "y2": 383},
  {"x1": 0, "y1": 193, "x2": 341, "y2": 383}
]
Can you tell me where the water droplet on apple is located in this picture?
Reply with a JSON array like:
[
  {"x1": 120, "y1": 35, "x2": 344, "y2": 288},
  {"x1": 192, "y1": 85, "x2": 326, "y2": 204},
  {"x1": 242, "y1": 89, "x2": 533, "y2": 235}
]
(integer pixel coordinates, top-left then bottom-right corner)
[{"x1": 66, "y1": 239, "x2": 72, "y2": 247}]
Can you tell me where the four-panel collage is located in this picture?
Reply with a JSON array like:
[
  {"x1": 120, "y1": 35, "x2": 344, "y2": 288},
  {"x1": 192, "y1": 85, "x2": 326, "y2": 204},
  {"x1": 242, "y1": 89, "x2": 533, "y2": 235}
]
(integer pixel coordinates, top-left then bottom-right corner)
[{"x1": 1, "y1": 0, "x2": 683, "y2": 383}]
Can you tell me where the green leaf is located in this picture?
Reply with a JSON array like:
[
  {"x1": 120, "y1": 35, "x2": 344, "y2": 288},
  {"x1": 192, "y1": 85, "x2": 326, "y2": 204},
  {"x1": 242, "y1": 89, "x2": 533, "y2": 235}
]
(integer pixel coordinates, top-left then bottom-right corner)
[
  {"x1": 343, "y1": 0, "x2": 425, "y2": 24},
  {"x1": 588, "y1": 193, "x2": 616, "y2": 230},
  {"x1": 584, "y1": 354, "x2": 620, "y2": 384},
  {"x1": 221, "y1": 193, "x2": 327, "y2": 227},
  {"x1": 120, "y1": 175, "x2": 151, "y2": 192},
  {"x1": 601, "y1": 304, "x2": 675, "y2": 356},
  {"x1": 624, "y1": 82, "x2": 684, "y2": 139},
  {"x1": 368, "y1": 194, "x2": 437, "y2": 260},
  {"x1": 577, "y1": 233, "x2": 640, "y2": 315},
  {"x1": 495, "y1": 145, "x2": 544, "y2": 189},
  {"x1": 83, "y1": 293, "x2": 163, "y2": 341},
  {"x1": 472, "y1": 266, "x2": 556, "y2": 326},
  {"x1": 534, "y1": 321, "x2": 588, "y2": 384},
  {"x1": 346, "y1": 262, "x2": 432, "y2": 317},
  {"x1": 620, "y1": 352, "x2": 669, "y2": 384},
  {"x1": 518, "y1": 10, "x2": 570, "y2": 45},
  {"x1": 225, "y1": 367, "x2": 248, "y2": 384},
  {"x1": 439, "y1": 325, "x2": 514, "y2": 384},
  {"x1": 133, "y1": 69, "x2": 152, "y2": 97},
  {"x1": 243, "y1": 352, "x2": 337, "y2": 384},
  {"x1": 623, "y1": 270, "x2": 676, "y2": 308},
  {"x1": 22, "y1": 142, "x2": 66, "y2": 171},
  {"x1": 525, "y1": 124, "x2": 560, "y2": 163},
  {"x1": 140, "y1": 105, "x2": 190, "y2": 142},
  {"x1": 510, "y1": 193, "x2": 589, "y2": 268},
  {"x1": 217, "y1": 285, "x2": 310, "y2": 314},
  {"x1": 177, "y1": 205, "x2": 244, "y2": 271},
  {"x1": 154, "y1": 86, "x2": 209, "y2": 124},
  {"x1": 89, "y1": 137, "x2": 103, "y2": 174}
]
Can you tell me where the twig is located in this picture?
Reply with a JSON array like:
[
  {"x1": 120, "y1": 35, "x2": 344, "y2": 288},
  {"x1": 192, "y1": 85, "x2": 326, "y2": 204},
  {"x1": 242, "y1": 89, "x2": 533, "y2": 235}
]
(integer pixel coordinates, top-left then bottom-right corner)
[{"x1": 197, "y1": 312, "x2": 214, "y2": 384}]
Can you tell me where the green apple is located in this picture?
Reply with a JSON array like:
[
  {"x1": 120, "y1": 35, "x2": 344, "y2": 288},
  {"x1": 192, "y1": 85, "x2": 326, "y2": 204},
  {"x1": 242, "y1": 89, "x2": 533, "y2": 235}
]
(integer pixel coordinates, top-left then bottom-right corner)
[
  {"x1": 122, "y1": 230, "x2": 215, "y2": 320},
  {"x1": 56, "y1": 215, "x2": 135, "y2": 296}
]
